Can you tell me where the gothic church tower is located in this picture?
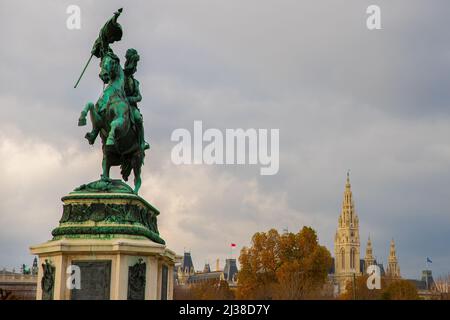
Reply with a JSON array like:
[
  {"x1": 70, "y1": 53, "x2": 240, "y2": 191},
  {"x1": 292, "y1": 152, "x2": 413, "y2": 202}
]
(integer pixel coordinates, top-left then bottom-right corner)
[
  {"x1": 386, "y1": 239, "x2": 401, "y2": 278},
  {"x1": 364, "y1": 236, "x2": 375, "y2": 269},
  {"x1": 334, "y1": 172, "x2": 361, "y2": 292}
]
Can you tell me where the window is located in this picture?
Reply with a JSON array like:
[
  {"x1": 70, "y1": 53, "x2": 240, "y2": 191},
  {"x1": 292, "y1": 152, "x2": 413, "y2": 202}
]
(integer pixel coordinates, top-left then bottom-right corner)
[
  {"x1": 350, "y1": 247, "x2": 356, "y2": 269},
  {"x1": 341, "y1": 248, "x2": 345, "y2": 269}
]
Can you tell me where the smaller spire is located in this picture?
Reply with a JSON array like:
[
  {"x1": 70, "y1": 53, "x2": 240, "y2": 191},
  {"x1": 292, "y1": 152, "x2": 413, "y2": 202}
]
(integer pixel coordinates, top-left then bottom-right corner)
[
  {"x1": 365, "y1": 236, "x2": 375, "y2": 268},
  {"x1": 345, "y1": 169, "x2": 351, "y2": 190},
  {"x1": 390, "y1": 238, "x2": 397, "y2": 258},
  {"x1": 387, "y1": 238, "x2": 401, "y2": 278}
]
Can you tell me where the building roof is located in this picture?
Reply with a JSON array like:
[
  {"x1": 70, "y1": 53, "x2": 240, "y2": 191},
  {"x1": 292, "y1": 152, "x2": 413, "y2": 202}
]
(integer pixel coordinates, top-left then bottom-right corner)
[
  {"x1": 405, "y1": 270, "x2": 434, "y2": 291},
  {"x1": 370, "y1": 260, "x2": 386, "y2": 276},
  {"x1": 187, "y1": 271, "x2": 223, "y2": 284},
  {"x1": 407, "y1": 279, "x2": 428, "y2": 290},
  {"x1": 223, "y1": 259, "x2": 238, "y2": 282},
  {"x1": 180, "y1": 252, "x2": 194, "y2": 273},
  {"x1": 0, "y1": 269, "x2": 21, "y2": 276}
]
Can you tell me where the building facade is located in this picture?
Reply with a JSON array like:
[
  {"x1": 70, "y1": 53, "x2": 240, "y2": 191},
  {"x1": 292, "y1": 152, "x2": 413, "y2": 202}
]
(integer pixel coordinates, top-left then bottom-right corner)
[
  {"x1": 333, "y1": 173, "x2": 401, "y2": 294},
  {"x1": 176, "y1": 252, "x2": 238, "y2": 287},
  {"x1": 334, "y1": 172, "x2": 362, "y2": 292}
]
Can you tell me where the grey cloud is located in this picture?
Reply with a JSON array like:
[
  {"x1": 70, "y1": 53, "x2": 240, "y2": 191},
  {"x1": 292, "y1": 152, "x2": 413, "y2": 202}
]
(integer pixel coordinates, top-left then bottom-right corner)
[{"x1": 0, "y1": 0, "x2": 449, "y2": 278}]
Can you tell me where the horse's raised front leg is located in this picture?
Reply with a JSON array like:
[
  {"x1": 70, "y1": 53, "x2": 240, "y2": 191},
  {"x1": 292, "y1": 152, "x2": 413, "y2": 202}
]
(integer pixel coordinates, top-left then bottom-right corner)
[
  {"x1": 79, "y1": 103, "x2": 102, "y2": 145},
  {"x1": 78, "y1": 102, "x2": 94, "y2": 126}
]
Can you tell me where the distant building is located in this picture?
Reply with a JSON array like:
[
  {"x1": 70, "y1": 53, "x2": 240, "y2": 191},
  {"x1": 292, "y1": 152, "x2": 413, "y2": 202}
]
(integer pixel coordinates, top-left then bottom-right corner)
[
  {"x1": 364, "y1": 237, "x2": 375, "y2": 268},
  {"x1": 386, "y1": 239, "x2": 401, "y2": 279},
  {"x1": 0, "y1": 258, "x2": 38, "y2": 300},
  {"x1": 406, "y1": 270, "x2": 439, "y2": 299},
  {"x1": 333, "y1": 172, "x2": 362, "y2": 293},
  {"x1": 175, "y1": 252, "x2": 238, "y2": 287},
  {"x1": 331, "y1": 173, "x2": 400, "y2": 294},
  {"x1": 223, "y1": 258, "x2": 238, "y2": 285},
  {"x1": 176, "y1": 252, "x2": 195, "y2": 285}
]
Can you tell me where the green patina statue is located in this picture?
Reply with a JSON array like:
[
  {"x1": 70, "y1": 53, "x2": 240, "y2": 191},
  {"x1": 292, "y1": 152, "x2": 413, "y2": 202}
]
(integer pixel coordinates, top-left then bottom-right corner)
[
  {"x1": 124, "y1": 48, "x2": 150, "y2": 152},
  {"x1": 77, "y1": 8, "x2": 149, "y2": 194},
  {"x1": 41, "y1": 260, "x2": 55, "y2": 300}
]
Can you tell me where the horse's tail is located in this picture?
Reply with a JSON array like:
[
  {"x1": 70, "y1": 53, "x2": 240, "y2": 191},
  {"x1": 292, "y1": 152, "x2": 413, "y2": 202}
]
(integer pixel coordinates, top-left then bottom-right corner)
[
  {"x1": 120, "y1": 150, "x2": 144, "y2": 182},
  {"x1": 120, "y1": 159, "x2": 133, "y2": 182}
]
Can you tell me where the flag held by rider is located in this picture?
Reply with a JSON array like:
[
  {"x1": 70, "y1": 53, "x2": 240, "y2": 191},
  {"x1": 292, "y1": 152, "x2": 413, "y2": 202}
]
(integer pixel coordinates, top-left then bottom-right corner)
[{"x1": 74, "y1": 8, "x2": 123, "y2": 88}]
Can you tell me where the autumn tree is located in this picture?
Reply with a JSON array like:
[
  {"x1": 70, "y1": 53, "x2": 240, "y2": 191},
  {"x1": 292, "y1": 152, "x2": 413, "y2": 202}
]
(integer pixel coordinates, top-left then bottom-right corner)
[
  {"x1": 237, "y1": 227, "x2": 332, "y2": 300},
  {"x1": 341, "y1": 277, "x2": 419, "y2": 300},
  {"x1": 381, "y1": 279, "x2": 419, "y2": 300},
  {"x1": 340, "y1": 275, "x2": 384, "y2": 300},
  {"x1": 433, "y1": 274, "x2": 450, "y2": 300},
  {"x1": 192, "y1": 279, "x2": 235, "y2": 300}
]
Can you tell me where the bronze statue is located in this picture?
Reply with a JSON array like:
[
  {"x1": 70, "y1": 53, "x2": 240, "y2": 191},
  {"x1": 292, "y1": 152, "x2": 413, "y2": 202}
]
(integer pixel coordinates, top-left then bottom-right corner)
[
  {"x1": 77, "y1": 8, "x2": 148, "y2": 194},
  {"x1": 41, "y1": 260, "x2": 55, "y2": 300},
  {"x1": 124, "y1": 48, "x2": 150, "y2": 152}
]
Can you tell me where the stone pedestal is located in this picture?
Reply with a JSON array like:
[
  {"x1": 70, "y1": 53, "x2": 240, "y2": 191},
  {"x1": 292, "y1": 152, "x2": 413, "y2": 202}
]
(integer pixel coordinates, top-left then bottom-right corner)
[{"x1": 30, "y1": 179, "x2": 179, "y2": 300}]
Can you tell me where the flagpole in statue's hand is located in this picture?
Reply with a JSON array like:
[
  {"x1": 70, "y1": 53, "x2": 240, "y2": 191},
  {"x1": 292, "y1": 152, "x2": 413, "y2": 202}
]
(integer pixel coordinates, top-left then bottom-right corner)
[
  {"x1": 74, "y1": 54, "x2": 94, "y2": 88},
  {"x1": 73, "y1": 8, "x2": 123, "y2": 88}
]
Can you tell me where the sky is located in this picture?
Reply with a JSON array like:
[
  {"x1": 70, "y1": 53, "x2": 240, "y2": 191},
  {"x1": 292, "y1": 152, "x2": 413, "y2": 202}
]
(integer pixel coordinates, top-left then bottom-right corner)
[{"x1": 0, "y1": 0, "x2": 449, "y2": 279}]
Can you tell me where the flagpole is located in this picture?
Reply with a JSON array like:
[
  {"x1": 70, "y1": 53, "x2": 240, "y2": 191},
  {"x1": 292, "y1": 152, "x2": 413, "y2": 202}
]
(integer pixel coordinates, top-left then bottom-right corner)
[{"x1": 74, "y1": 54, "x2": 94, "y2": 88}]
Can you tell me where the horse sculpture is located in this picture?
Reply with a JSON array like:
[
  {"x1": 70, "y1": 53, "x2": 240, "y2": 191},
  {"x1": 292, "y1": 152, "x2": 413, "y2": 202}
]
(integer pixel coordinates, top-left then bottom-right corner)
[{"x1": 78, "y1": 52, "x2": 144, "y2": 193}]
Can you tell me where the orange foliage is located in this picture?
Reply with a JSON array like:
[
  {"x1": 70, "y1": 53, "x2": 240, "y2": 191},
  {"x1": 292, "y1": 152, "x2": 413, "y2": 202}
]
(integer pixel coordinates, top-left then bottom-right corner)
[
  {"x1": 381, "y1": 279, "x2": 419, "y2": 300},
  {"x1": 341, "y1": 277, "x2": 419, "y2": 300},
  {"x1": 174, "y1": 279, "x2": 235, "y2": 300},
  {"x1": 237, "y1": 227, "x2": 332, "y2": 299}
]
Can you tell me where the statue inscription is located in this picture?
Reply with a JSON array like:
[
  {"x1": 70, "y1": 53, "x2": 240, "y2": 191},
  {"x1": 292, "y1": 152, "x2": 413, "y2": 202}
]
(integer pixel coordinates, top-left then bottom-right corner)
[{"x1": 71, "y1": 260, "x2": 111, "y2": 300}]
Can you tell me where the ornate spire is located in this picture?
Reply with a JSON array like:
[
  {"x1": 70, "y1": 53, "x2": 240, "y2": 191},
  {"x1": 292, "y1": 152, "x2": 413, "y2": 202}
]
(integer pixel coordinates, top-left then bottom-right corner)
[
  {"x1": 389, "y1": 239, "x2": 396, "y2": 259},
  {"x1": 387, "y1": 238, "x2": 401, "y2": 278},
  {"x1": 364, "y1": 236, "x2": 375, "y2": 269},
  {"x1": 367, "y1": 236, "x2": 372, "y2": 253},
  {"x1": 339, "y1": 170, "x2": 358, "y2": 228},
  {"x1": 334, "y1": 171, "x2": 361, "y2": 292}
]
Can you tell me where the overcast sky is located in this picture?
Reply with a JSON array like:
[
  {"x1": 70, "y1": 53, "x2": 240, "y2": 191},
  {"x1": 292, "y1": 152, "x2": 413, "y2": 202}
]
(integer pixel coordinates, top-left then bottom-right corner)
[{"x1": 0, "y1": 0, "x2": 449, "y2": 279}]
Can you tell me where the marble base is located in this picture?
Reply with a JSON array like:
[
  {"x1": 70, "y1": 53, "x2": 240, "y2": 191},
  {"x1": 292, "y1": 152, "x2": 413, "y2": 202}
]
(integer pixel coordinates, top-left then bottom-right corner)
[{"x1": 30, "y1": 238, "x2": 178, "y2": 300}]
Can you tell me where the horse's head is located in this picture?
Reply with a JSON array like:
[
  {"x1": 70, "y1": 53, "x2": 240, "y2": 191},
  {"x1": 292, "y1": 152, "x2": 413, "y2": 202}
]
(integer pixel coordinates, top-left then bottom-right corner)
[{"x1": 99, "y1": 52, "x2": 121, "y2": 84}]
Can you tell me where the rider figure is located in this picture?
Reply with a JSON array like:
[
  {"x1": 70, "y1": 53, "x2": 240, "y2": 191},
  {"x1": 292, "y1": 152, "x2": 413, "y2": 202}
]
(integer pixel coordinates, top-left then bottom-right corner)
[
  {"x1": 123, "y1": 48, "x2": 149, "y2": 151},
  {"x1": 85, "y1": 48, "x2": 149, "y2": 151}
]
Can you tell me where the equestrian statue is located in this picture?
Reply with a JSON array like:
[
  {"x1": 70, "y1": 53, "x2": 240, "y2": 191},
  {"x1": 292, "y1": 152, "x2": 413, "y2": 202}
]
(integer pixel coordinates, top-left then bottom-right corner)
[{"x1": 76, "y1": 8, "x2": 149, "y2": 194}]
